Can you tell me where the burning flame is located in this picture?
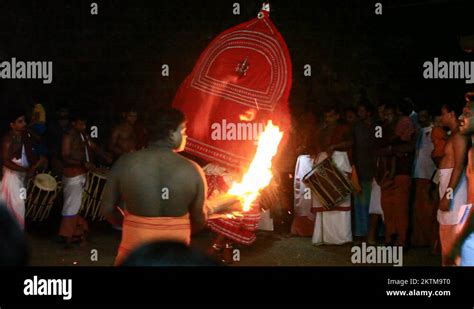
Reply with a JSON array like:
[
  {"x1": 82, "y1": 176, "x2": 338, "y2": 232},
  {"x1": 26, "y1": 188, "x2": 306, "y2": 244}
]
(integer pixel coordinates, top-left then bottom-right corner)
[{"x1": 228, "y1": 120, "x2": 283, "y2": 211}]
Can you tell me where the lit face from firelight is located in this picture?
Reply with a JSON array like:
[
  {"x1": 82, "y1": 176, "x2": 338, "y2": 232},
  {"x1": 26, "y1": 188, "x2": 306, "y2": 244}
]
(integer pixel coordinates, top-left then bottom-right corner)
[
  {"x1": 170, "y1": 122, "x2": 187, "y2": 152},
  {"x1": 124, "y1": 111, "x2": 138, "y2": 126},
  {"x1": 324, "y1": 110, "x2": 339, "y2": 126},
  {"x1": 10, "y1": 116, "x2": 27, "y2": 132},
  {"x1": 461, "y1": 101, "x2": 474, "y2": 135}
]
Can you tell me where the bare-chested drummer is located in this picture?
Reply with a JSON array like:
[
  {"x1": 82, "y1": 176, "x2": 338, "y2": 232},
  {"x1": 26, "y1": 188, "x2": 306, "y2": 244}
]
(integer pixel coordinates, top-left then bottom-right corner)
[
  {"x1": 100, "y1": 107, "x2": 208, "y2": 265},
  {"x1": 60, "y1": 112, "x2": 112, "y2": 247},
  {"x1": 437, "y1": 103, "x2": 469, "y2": 266},
  {"x1": 108, "y1": 108, "x2": 139, "y2": 160}
]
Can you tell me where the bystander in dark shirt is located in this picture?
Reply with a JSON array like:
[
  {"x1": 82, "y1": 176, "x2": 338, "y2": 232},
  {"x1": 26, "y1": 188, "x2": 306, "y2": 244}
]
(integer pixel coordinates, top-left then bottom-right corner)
[{"x1": 352, "y1": 120, "x2": 377, "y2": 181}]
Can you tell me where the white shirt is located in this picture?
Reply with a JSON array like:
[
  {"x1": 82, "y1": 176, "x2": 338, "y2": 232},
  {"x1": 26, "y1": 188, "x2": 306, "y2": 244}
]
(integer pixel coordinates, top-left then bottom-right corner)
[{"x1": 413, "y1": 126, "x2": 436, "y2": 180}]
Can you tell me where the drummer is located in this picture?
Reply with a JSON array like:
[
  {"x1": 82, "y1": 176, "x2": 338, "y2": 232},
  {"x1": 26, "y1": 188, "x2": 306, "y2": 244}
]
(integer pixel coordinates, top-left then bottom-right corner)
[
  {"x1": 1, "y1": 108, "x2": 47, "y2": 229},
  {"x1": 59, "y1": 112, "x2": 111, "y2": 247},
  {"x1": 108, "y1": 107, "x2": 140, "y2": 161},
  {"x1": 311, "y1": 105, "x2": 353, "y2": 245}
]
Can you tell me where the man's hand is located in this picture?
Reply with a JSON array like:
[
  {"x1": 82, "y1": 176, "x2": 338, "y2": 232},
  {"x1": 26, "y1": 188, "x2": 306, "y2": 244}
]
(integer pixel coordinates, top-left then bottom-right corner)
[
  {"x1": 36, "y1": 156, "x2": 48, "y2": 170},
  {"x1": 439, "y1": 196, "x2": 450, "y2": 212},
  {"x1": 83, "y1": 162, "x2": 96, "y2": 171},
  {"x1": 26, "y1": 166, "x2": 36, "y2": 177},
  {"x1": 207, "y1": 194, "x2": 241, "y2": 215},
  {"x1": 327, "y1": 145, "x2": 334, "y2": 158},
  {"x1": 103, "y1": 152, "x2": 114, "y2": 165}
]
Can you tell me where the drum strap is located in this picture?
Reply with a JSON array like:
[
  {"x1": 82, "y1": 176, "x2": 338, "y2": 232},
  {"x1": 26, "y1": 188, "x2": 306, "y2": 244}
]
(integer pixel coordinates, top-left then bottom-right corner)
[
  {"x1": 80, "y1": 133, "x2": 90, "y2": 162},
  {"x1": 315, "y1": 152, "x2": 324, "y2": 242},
  {"x1": 313, "y1": 153, "x2": 323, "y2": 167}
]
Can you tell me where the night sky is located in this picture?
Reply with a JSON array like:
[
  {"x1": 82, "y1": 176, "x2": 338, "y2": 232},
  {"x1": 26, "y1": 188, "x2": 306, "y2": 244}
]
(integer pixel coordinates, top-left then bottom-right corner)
[{"x1": 0, "y1": 0, "x2": 473, "y2": 138}]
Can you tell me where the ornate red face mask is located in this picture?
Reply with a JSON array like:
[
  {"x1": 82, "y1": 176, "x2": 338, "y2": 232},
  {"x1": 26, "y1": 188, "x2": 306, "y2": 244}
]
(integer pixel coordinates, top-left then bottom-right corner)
[{"x1": 172, "y1": 3, "x2": 292, "y2": 169}]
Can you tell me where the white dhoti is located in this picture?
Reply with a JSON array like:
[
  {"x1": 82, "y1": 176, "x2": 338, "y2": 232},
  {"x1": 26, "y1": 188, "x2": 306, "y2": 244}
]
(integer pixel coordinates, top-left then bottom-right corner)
[
  {"x1": 61, "y1": 174, "x2": 86, "y2": 216},
  {"x1": 437, "y1": 168, "x2": 467, "y2": 225},
  {"x1": 1, "y1": 147, "x2": 29, "y2": 229},
  {"x1": 369, "y1": 178, "x2": 384, "y2": 218},
  {"x1": 312, "y1": 151, "x2": 353, "y2": 245},
  {"x1": 437, "y1": 168, "x2": 467, "y2": 266},
  {"x1": 313, "y1": 208, "x2": 352, "y2": 245},
  {"x1": 294, "y1": 154, "x2": 316, "y2": 218},
  {"x1": 290, "y1": 155, "x2": 316, "y2": 236},
  {"x1": 1, "y1": 167, "x2": 27, "y2": 229}
]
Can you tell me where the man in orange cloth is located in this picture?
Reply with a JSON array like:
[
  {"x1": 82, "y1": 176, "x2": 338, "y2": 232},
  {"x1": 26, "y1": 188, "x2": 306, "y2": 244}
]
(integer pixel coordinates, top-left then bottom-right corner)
[
  {"x1": 100, "y1": 108, "x2": 209, "y2": 266},
  {"x1": 376, "y1": 103, "x2": 416, "y2": 247}
]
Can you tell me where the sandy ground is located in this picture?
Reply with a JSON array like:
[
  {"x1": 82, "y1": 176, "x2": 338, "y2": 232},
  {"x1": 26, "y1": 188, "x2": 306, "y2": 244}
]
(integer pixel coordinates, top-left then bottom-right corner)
[{"x1": 25, "y1": 219, "x2": 440, "y2": 267}]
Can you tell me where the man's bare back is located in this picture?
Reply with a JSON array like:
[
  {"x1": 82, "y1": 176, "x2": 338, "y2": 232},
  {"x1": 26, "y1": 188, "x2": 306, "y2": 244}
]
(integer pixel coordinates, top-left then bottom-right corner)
[
  {"x1": 101, "y1": 108, "x2": 208, "y2": 234},
  {"x1": 101, "y1": 145, "x2": 208, "y2": 235}
]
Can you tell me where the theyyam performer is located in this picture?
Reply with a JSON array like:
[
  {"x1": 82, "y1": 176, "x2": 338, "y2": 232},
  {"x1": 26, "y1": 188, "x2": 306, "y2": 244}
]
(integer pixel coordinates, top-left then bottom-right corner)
[{"x1": 171, "y1": 3, "x2": 292, "y2": 263}]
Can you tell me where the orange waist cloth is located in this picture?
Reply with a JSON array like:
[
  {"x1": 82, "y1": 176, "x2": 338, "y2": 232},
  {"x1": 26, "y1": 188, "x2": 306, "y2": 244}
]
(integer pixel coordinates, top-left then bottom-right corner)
[{"x1": 115, "y1": 211, "x2": 191, "y2": 266}]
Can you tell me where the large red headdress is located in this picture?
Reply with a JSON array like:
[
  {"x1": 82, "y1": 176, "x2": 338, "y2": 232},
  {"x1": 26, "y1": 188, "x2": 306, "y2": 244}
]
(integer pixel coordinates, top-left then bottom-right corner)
[{"x1": 172, "y1": 3, "x2": 292, "y2": 169}]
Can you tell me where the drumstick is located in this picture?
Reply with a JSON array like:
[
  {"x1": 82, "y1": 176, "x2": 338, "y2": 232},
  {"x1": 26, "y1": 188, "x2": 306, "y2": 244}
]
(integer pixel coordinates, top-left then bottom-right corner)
[{"x1": 116, "y1": 206, "x2": 125, "y2": 217}]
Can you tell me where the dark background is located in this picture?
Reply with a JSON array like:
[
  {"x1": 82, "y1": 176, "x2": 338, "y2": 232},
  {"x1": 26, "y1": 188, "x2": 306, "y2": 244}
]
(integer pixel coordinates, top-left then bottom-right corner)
[{"x1": 0, "y1": 0, "x2": 473, "y2": 140}]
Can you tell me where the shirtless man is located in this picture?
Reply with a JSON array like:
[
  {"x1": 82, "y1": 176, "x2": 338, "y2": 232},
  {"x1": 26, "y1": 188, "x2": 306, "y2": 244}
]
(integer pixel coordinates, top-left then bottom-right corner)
[
  {"x1": 450, "y1": 95, "x2": 474, "y2": 265},
  {"x1": 109, "y1": 108, "x2": 139, "y2": 160},
  {"x1": 1, "y1": 109, "x2": 47, "y2": 229},
  {"x1": 59, "y1": 112, "x2": 111, "y2": 246},
  {"x1": 437, "y1": 103, "x2": 469, "y2": 266},
  {"x1": 100, "y1": 107, "x2": 208, "y2": 265}
]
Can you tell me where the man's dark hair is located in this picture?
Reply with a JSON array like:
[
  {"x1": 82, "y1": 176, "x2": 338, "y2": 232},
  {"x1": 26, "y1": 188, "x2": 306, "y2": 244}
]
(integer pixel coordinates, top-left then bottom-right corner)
[
  {"x1": 69, "y1": 111, "x2": 87, "y2": 122},
  {"x1": 122, "y1": 106, "x2": 138, "y2": 114},
  {"x1": 440, "y1": 102, "x2": 463, "y2": 117},
  {"x1": 58, "y1": 107, "x2": 70, "y2": 115},
  {"x1": 322, "y1": 105, "x2": 340, "y2": 115},
  {"x1": 120, "y1": 241, "x2": 220, "y2": 266},
  {"x1": 384, "y1": 103, "x2": 397, "y2": 112},
  {"x1": 398, "y1": 97, "x2": 414, "y2": 116},
  {"x1": 417, "y1": 105, "x2": 434, "y2": 117},
  {"x1": 345, "y1": 106, "x2": 357, "y2": 114},
  {"x1": 0, "y1": 205, "x2": 29, "y2": 266},
  {"x1": 357, "y1": 100, "x2": 375, "y2": 114},
  {"x1": 147, "y1": 107, "x2": 186, "y2": 141},
  {"x1": 7, "y1": 107, "x2": 26, "y2": 124}
]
